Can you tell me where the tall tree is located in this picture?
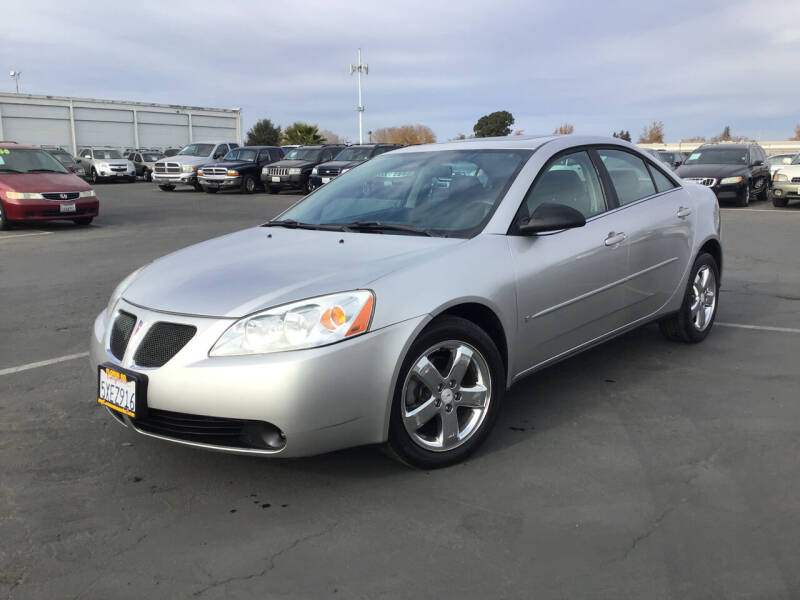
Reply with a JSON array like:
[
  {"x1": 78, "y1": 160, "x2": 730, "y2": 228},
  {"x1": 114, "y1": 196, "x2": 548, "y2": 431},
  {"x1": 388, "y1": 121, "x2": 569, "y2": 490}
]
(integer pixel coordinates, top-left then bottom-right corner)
[
  {"x1": 318, "y1": 129, "x2": 341, "y2": 144},
  {"x1": 791, "y1": 124, "x2": 800, "y2": 141},
  {"x1": 282, "y1": 122, "x2": 325, "y2": 145},
  {"x1": 638, "y1": 121, "x2": 665, "y2": 144},
  {"x1": 711, "y1": 125, "x2": 733, "y2": 142},
  {"x1": 553, "y1": 123, "x2": 574, "y2": 135},
  {"x1": 612, "y1": 130, "x2": 631, "y2": 142},
  {"x1": 373, "y1": 125, "x2": 436, "y2": 145},
  {"x1": 473, "y1": 110, "x2": 515, "y2": 137},
  {"x1": 245, "y1": 119, "x2": 281, "y2": 146}
]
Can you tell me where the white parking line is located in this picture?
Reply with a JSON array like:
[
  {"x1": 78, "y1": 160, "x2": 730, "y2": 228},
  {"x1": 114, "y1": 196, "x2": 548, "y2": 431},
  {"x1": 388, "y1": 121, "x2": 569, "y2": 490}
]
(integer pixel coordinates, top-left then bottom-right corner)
[
  {"x1": 0, "y1": 231, "x2": 52, "y2": 241},
  {"x1": 0, "y1": 352, "x2": 89, "y2": 377},
  {"x1": 716, "y1": 322, "x2": 800, "y2": 334}
]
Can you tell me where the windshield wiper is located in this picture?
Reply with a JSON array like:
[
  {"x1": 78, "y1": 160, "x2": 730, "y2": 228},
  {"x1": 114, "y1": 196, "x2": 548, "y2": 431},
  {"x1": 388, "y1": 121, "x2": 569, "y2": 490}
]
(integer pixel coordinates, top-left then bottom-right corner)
[
  {"x1": 0, "y1": 168, "x2": 23, "y2": 173},
  {"x1": 337, "y1": 221, "x2": 437, "y2": 237},
  {"x1": 262, "y1": 219, "x2": 352, "y2": 232},
  {"x1": 27, "y1": 169, "x2": 64, "y2": 173}
]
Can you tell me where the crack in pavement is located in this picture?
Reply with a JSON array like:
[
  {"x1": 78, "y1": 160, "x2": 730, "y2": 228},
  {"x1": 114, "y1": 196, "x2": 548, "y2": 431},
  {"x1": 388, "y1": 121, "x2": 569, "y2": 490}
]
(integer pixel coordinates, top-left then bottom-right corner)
[{"x1": 191, "y1": 521, "x2": 339, "y2": 597}]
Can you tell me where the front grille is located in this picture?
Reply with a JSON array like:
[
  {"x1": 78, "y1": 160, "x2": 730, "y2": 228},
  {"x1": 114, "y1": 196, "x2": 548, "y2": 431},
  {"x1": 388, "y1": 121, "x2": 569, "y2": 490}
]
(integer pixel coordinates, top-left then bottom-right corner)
[
  {"x1": 265, "y1": 167, "x2": 289, "y2": 176},
  {"x1": 791, "y1": 177, "x2": 800, "y2": 183},
  {"x1": 132, "y1": 408, "x2": 257, "y2": 449},
  {"x1": 155, "y1": 162, "x2": 181, "y2": 174},
  {"x1": 318, "y1": 167, "x2": 340, "y2": 177},
  {"x1": 204, "y1": 167, "x2": 228, "y2": 176},
  {"x1": 684, "y1": 177, "x2": 716, "y2": 187},
  {"x1": 110, "y1": 165, "x2": 127, "y2": 172},
  {"x1": 42, "y1": 192, "x2": 80, "y2": 201},
  {"x1": 39, "y1": 207, "x2": 91, "y2": 217},
  {"x1": 133, "y1": 322, "x2": 196, "y2": 368},
  {"x1": 110, "y1": 311, "x2": 137, "y2": 360}
]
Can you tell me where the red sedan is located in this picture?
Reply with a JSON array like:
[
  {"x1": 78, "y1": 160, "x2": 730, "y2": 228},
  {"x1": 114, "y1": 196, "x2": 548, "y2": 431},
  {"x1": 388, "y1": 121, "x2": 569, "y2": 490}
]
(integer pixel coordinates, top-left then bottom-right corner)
[{"x1": 0, "y1": 144, "x2": 99, "y2": 230}]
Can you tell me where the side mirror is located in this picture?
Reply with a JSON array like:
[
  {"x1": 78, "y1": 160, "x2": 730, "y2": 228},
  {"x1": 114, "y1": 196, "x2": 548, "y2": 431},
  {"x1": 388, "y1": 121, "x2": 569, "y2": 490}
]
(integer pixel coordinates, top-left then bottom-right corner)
[
  {"x1": 518, "y1": 203, "x2": 586, "y2": 235},
  {"x1": 753, "y1": 160, "x2": 764, "y2": 166}
]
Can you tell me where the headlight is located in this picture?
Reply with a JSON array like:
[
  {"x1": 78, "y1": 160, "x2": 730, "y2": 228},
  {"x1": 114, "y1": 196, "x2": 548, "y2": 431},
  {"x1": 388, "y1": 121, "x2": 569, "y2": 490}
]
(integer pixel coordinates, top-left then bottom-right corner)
[
  {"x1": 261, "y1": 167, "x2": 269, "y2": 175},
  {"x1": 720, "y1": 176, "x2": 743, "y2": 185},
  {"x1": 774, "y1": 172, "x2": 788, "y2": 182},
  {"x1": 311, "y1": 167, "x2": 318, "y2": 175},
  {"x1": 197, "y1": 169, "x2": 204, "y2": 176},
  {"x1": 288, "y1": 168, "x2": 302, "y2": 175},
  {"x1": 227, "y1": 169, "x2": 239, "y2": 176},
  {"x1": 105, "y1": 268, "x2": 141, "y2": 321},
  {"x1": 182, "y1": 165, "x2": 195, "y2": 173},
  {"x1": 6, "y1": 191, "x2": 44, "y2": 199},
  {"x1": 98, "y1": 162, "x2": 110, "y2": 169},
  {"x1": 210, "y1": 290, "x2": 375, "y2": 356},
  {"x1": 79, "y1": 190, "x2": 96, "y2": 198},
  {"x1": 340, "y1": 168, "x2": 350, "y2": 174}
]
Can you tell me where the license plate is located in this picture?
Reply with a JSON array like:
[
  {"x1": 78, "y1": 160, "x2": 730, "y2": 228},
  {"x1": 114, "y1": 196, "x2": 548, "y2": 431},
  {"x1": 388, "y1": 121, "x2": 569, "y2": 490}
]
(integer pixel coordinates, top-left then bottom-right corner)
[
  {"x1": 116, "y1": 172, "x2": 124, "y2": 177},
  {"x1": 60, "y1": 203, "x2": 76, "y2": 213},
  {"x1": 321, "y1": 177, "x2": 330, "y2": 184},
  {"x1": 272, "y1": 176, "x2": 281, "y2": 182},
  {"x1": 98, "y1": 365, "x2": 145, "y2": 418}
]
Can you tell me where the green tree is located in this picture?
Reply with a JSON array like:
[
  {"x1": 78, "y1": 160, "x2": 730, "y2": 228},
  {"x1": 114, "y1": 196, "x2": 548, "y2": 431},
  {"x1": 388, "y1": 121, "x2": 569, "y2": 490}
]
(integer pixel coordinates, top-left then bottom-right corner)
[
  {"x1": 282, "y1": 122, "x2": 325, "y2": 145},
  {"x1": 473, "y1": 110, "x2": 515, "y2": 137},
  {"x1": 612, "y1": 130, "x2": 631, "y2": 142},
  {"x1": 245, "y1": 119, "x2": 281, "y2": 146}
]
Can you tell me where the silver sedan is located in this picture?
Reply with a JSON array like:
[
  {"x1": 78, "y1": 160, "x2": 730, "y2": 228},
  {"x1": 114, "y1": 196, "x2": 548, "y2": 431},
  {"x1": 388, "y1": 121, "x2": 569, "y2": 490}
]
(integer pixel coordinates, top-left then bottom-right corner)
[{"x1": 91, "y1": 135, "x2": 722, "y2": 468}]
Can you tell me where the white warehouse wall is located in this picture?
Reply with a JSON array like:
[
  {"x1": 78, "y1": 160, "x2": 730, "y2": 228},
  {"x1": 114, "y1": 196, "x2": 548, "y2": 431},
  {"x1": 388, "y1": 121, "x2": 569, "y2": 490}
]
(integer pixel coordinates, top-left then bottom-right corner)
[{"x1": 0, "y1": 93, "x2": 242, "y2": 154}]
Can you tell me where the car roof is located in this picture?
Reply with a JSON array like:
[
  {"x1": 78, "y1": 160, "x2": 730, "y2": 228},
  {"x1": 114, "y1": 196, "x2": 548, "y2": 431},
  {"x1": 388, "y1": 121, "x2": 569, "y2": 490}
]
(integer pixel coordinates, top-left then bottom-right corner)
[
  {"x1": 1, "y1": 143, "x2": 39, "y2": 150},
  {"x1": 696, "y1": 143, "x2": 752, "y2": 149},
  {"x1": 235, "y1": 145, "x2": 280, "y2": 150},
  {"x1": 389, "y1": 134, "x2": 613, "y2": 154}
]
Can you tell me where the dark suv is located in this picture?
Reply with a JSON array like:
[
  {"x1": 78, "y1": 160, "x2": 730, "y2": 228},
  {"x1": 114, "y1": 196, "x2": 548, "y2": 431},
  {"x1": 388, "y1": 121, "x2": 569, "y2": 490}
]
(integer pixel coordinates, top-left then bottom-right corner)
[
  {"x1": 676, "y1": 143, "x2": 770, "y2": 206},
  {"x1": 198, "y1": 146, "x2": 283, "y2": 193},
  {"x1": 308, "y1": 143, "x2": 402, "y2": 189},
  {"x1": 260, "y1": 144, "x2": 345, "y2": 194}
]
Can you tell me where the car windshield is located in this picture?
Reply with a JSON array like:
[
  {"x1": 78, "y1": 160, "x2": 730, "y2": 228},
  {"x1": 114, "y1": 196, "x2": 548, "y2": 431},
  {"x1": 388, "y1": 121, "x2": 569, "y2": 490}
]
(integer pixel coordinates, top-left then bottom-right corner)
[
  {"x1": 0, "y1": 148, "x2": 70, "y2": 174},
  {"x1": 223, "y1": 148, "x2": 258, "y2": 162},
  {"x1": 92, "y1": 150, "x2": 122, "y2": 159},
  {"x1": 684, "y1": 148, "x2": 748, "y2": 165},
  {"x1": 142, "y1": 153, "x2": 162, "y2": 162},
  {"x1": 284, "y1": 148, "x2": 322, "y2": 161},
  {"x1": 178, "y1": 144, "x2": 214, "y2": 157},
  {"x1": 279, "y1": 149, "x2": 531, "y2": 238},
  {"x1": 657, "y1": 152, "x2": 673, "y2": 161},
  {"x1": 790, "y1": 155, "x2": 800, "y2": 165},
  {"x1": 334, "y1": 147, "x2": 373, "y2": 161}
]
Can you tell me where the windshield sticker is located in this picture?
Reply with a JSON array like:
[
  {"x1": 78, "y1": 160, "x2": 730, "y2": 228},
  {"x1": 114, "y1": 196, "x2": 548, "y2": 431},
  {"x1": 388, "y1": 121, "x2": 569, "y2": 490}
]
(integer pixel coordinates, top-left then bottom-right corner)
[
  {"x1": 0, "y1": 148, "x2": 10, "y2": 155},
  {"x1": 688, "y1": 153, "x2": 701, "y2": 160},
  {"x1": 0, "y1": 156, "x2": 4, "y2": 165}
]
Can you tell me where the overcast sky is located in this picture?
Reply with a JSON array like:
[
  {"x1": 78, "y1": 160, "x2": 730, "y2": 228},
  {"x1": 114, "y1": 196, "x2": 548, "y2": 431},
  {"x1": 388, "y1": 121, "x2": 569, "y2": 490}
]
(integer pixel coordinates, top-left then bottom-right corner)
[{"x1": 4, "y1": 0, "x2": 800, "y2": 142}]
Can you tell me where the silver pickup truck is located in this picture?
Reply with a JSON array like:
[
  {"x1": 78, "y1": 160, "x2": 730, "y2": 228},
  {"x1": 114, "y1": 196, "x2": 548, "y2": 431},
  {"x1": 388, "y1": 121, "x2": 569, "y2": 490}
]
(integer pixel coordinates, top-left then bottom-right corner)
[{"x1": 152, "y1": 141, "x2": 239, "y2": 191}]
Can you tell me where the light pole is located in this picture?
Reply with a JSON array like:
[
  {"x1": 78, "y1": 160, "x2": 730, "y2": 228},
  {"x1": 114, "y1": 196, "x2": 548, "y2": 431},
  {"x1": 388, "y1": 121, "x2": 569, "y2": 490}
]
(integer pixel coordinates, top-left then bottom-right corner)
[
  {"x1": 349, "y1": 49, "x2": 368, "y2": 144},
  {"x1": 9, "y1": 70, "x2": 21, "y2": 93}
]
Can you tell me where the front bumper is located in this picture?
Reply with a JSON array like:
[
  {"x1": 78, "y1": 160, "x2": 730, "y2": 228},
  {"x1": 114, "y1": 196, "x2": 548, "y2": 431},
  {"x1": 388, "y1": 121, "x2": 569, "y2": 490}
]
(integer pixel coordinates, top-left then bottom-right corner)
[
  {"x1": 308, "y1": 174, "x2": 338, "y2": 188},
  {"x1": 199, "y1": 175, "x2": 242, "y2": 189},
  {"x1": 771, "y1": 181, "x2": 800, "y2": 201},
  {"x1": 152, "y1": 172, "x2": 197, "y2": 186},
  {"x1": 260, "y1": 173, "x2": 307, "y2": 189},
  {"x1": 90, "y1": 299, "x2": 426, "y2": 457},
  {"x1": 2, "y1": 197, "x2": 99, "y2": 221}
]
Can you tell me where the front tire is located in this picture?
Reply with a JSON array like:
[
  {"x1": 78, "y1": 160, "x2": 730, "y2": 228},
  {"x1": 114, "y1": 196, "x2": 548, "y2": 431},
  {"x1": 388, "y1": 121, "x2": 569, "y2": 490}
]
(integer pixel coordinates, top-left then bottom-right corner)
[
  {"x1": 659, "y1": 252, "x2": 719, "y2": 343},
  {"x1": 91, "y1": 168, "x2": 100, "y2": 185},
  {"x1": 756, "y1": 177, "x2": 769, "y2": 201},
  {"x1": 736, "y1": 183, "x2": 750, "y2": 207},
  {"x1": 241, "y1": 175, "x2": 256, "y2": 194},
  {"x1": 268, "y1": 186, "x2": 280, "y2": 194},
  {"x1": 204, "y1": 187, "x2": 218, "y2": 194},
  {"x1": 387, "y1": 316, "x2": 505, "y2": 469},
  {"x1": 773, "y1": 193, "x2": 788, "y2": 207},
  {"x1": 0, "y1": 202, "x2": 10, "y2": 230},
  {"x1": 73, "y1": 217, "x2": 93, "y2": 226},
  {"x1": 158, "y1": 184, "x2": 175, "y2": 192}
]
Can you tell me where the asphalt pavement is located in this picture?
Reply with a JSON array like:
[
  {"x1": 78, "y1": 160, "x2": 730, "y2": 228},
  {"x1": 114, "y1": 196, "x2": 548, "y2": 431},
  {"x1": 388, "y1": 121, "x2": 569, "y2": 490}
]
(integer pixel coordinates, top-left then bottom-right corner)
[{"x1": 1, "y1": 182, "x2": 799, "y2": 599}]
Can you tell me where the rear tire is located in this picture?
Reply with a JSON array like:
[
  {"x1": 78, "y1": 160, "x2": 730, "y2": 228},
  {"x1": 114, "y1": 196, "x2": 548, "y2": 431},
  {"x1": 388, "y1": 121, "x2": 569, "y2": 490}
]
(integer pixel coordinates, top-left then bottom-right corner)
[
  {"x1": 127, "y1": 176, "x2": 136, "y2": 183},
  {"x1": 386, "y1": 316, "x2": 505, "y2": 469},
  {"x1": 659, "y1": 252, "x2": 719, "y2": 343},
  {"x1": 144, "y1": 170, "x2": 151, "y2": 182},
  {"x1": 193, "y1": 182, "x2": 203, "y2": 192},
  {"x1": 73, "y1": 217, "x2": 93, "y2": 226},
  {"x1": 91, "y1": 168, "x2": 100, "y2": 185},
  {"x1": 757, "y1": 177, "x2": 769, "y2": 201},
  {"x1": 204, "y1": 187, "x2": 218, "y2": 194},
  {"x1": 158, "y1": 184, "x2": 175, "y2": 192}
]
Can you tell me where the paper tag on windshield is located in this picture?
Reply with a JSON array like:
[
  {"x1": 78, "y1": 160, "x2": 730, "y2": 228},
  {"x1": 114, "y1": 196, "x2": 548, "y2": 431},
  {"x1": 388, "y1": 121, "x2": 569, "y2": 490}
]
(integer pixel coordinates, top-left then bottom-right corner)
[{"x1": 688, "y1": 153, "x2": 701, "y2": 160}]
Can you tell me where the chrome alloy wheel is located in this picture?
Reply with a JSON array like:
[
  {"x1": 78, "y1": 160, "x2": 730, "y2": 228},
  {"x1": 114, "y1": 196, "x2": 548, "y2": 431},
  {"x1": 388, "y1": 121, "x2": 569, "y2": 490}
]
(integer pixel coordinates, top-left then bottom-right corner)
[
  {"x1": 401, "y1": 341, "x2": 492, "y2": 452},
  {"x1": 690, "y1": 265, "x2": 717, "y2": 331}
]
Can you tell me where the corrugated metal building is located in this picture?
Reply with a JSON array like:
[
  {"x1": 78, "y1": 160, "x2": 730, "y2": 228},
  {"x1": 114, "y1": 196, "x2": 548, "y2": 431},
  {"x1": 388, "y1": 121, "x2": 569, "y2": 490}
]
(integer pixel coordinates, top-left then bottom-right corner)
[{"x1": 0, "y1": 92, "x2": 242, "y2": 154}]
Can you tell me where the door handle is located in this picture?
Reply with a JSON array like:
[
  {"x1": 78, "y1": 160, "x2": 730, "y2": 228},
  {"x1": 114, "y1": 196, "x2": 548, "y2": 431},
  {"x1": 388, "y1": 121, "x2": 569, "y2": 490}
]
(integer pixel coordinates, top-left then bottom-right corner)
[
  {"x1": 677, "y1": 206, "x2": 692, "y2": 218},
  {"x1": 604, "y1": 232, "x2": 626, "y2": 247}
]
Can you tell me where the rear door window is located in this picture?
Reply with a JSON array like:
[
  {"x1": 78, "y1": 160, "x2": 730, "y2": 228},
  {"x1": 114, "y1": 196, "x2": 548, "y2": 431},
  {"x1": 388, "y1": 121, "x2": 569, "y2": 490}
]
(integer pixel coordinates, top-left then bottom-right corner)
[
  {"x1": 648, "y1": 164, "x2": 677, "y2": 193},
  {"x1": 597, "y1": 149, "x2": 657, "y2": 205}
]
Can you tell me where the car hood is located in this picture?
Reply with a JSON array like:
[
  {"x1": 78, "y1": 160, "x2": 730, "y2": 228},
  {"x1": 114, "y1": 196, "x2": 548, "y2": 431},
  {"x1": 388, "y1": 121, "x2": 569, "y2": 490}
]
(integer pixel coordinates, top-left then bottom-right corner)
[
  {"x1": 124, "y1": 227, "x2": 464, "y2": 318},
  {"x1": 156, "y1": 155, "x2": 211, "y2": 166},
  {"x1": 268, "y1": 160, "x2": 315, "y2": 169},
  {"x1": 0, "y1": 172, "x2": 92, "y2": 193},
  {"x1": 676, "y1": 164, "x2": 748, "y2": 178},
  {"x1": 203, "y1": 160, "x2": 256, "y2": 170},
  {"x1": 319, "y1": 160, "x2": 364, "y2": 170},
  {"x1": 772, "y1": 164, "x2": 800, "y2": 176}
]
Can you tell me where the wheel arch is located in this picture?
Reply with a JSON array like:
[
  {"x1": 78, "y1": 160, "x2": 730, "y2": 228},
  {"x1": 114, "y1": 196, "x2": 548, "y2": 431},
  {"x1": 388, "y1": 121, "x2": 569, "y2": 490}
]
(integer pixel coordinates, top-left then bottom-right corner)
[{"x1": 699, "y1": 237, "x2": 723, "y2": 278}]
